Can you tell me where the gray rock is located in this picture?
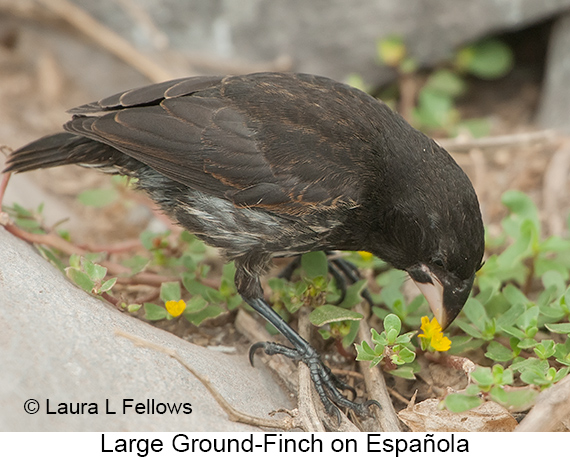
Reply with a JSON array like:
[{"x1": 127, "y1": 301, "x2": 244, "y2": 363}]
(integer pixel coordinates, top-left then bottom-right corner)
[
  {"x1": 0, "y1": 227, "x2": 291, "y2": 432},
  {"x1": 72, "y1": 0, "x2": 570, "y2": 84},
  {"x1": 537, "y1": 12, "x2": 570, "y2": 133}
]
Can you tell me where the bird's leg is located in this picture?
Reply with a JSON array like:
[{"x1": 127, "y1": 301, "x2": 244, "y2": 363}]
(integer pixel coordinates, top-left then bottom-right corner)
[
  {"x1": 236, "y1": 256, "x2": 378, "y2": 418},
  {"x1": 325, "y1": 251, "x2": 375, "y2": 307},
  {"x1": 244, "y1": 295, "x2": 377, "y2": 418},
  {"x1": 277, "y1": 256, "x2": 301, "y2": 280},
  {"x1": 327, "y1": 261, "x2": 348, "y2": 305}
]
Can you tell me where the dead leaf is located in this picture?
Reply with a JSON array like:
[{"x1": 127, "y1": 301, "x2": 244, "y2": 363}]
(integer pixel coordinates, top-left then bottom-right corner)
[{"x1": 399, "y1": 398, "x2": 517, "y2": 432}]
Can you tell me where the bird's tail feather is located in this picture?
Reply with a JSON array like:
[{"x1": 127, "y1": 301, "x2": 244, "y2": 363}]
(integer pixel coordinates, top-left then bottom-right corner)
[{"x1": 4, "y1": 133, "x2": 117, "y2": 173}]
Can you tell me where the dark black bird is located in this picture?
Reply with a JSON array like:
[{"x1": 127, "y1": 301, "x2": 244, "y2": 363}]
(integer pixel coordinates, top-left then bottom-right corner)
[{"x1": 4, "y1": 72, "x2": 484, "y2": 416}]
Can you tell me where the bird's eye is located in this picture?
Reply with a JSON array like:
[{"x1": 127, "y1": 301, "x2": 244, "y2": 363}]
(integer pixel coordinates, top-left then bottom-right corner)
[{"x1": 433, "y1": 258, "x2": 445, "y2": 268}]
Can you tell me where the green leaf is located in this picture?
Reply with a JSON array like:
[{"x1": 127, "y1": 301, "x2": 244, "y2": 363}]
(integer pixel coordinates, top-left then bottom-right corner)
[
  {"x1": 541, "y1": 270, "x2": 567, "y2": 297},
  {"x1": 221, "y1": 262, "x2": 237, "y2": 284},
  {"x1": 308, "y1": 305, "x2": 363, "y2": 327},
  {"x1": 122, "y1": 255, "x2": 150, "y2": 276},
  {"x1": 485, "y1": 341, "x2": 514, "y2": 362},
  {"x1": 501, "y1": 325, "x2": 526, "y2": 340},
  {"x1": 447, "y1": 335, "x2": 484, "y2": 355},
  {"x1": 493, "y1": 365, "x2": 513, "y2": 385},
  {"x1": 520, "y1": 369, "x2": 548, "y2": 386},
  {"x1": 140, "y1": 230, "x2": 169, "y2": 251},
  {"x1": 377, "y1": 35, "x2": 406, "y2": 67},
  {"x1": 345, "y1": 73, "x2": 368, "y2": 92},
  {"x1": 83, "y1": 259, "x2": 107, "y2": 281},
  {"x1": 37, "y1": 246, "x2": 66, "y2": 272},
  {"x1": 183, "y1": 276, "x2": 224, "y2": 303},
  {"x1": 127, "y1": 304, "x2": 141, "y2": 313},
  {"x1": 388, "y1": 365, "x2": 417, "y2": 380},
  {"x1": 534, "y1": 340, "x2": 556, "y2": 360},
  {"x1": 454, "y1": 319, "x2": 483, "y2": 339},
  {"x1": 65, "y1": 268, "x2": 94, "y2": 293},
  {"x1": 69, "y1": 254, "x2": 81, "y2": 269},
  {"x1": 471, "y1": 366, "x2": 494, "y2": 388},
  {"x1": 395, "y1": 331, "x2": 416, "y2": 345},
  {"x1": 100, "y1": 277, "x2": 117, "y2": 293},
  {"x1": 371, "y1": 328, "x2": 388, "y2": 347},
  {"x1": 502, "y1": 284, "x2": 530, "y2": 308},
  {"x1": 342, "y1": 320, "x2": 361, "y2": 348},
  {"x1": 444, "y1": 393, "x2": 483, "y2": 413},
  {"x1": 11, "y1": 202, "x2": 33, "y2": 217},
  {"x1": 554, "y1": 339, "x2": 570, "y2": 365},
  {"x1": 184, "y1": 304, "x2": 224, "y2": 326},
  {"x1": 301, "y1": 251, "x2": 328, "y2": 279},
  {"x1": 518, "y1": 338, "x2": 539, "y2": 349},
  {"x1": 184, "y1": 295, "x2": 208, "y2": 313},
  {"x1": 545, "y1": 323, "x2": 570, "y2": 334},
  {"x1": 512, "y1": 357, "x2": 548, "y2": 373},
  {"x1": 383, "y1": 313, "x2": 402, "y2": 335},
  {"x1": 144, "y1": 303, "x2": 168, "y2": 321},
  {"x1": 501, "y1": 190, "x2": 540, "y2": 232},
  {"x1": 399, "y1": 57, "x2": 418, "y2": 74},
  {"x1": 338, "y1": 279, "x2": 367, "y2": 309},
  {"x1": 496, "y1": 300, "x2": 526, "y2": 330},
  {"x1": 554, "y1": 366, "x2": 570, "y2": 382},
  {"x1": 455, "y1": 118, "x2": 491, "y2": 138},
  {"x1": 414, "y1": 88, "x2": 455, "y2": 128},
  {"x1": 355, "y1": 341, "x2": 378, "y2": 362},
  {"x1": 14, "y1": 217, "x2": 42, "y2": 231},
  {"x1": 489, "y1": 386, "x2": 538, "y2": 410},
  {"x1": 516, "y1": 306, "x2": 539, "y2": 334},
  {"x1": 456, "y1": 39, "x2": 514, "y2": 79},
  {"x1": 462, "y1": 297, "x2": 487, "y2": 330},
  {"x1": 540, "y1": 236, "x2": 570, "y2": 252},
  {"x1": 496, "y1": 227, "x2": 534, "y2": 272},
  {"x1": 376, "y1": 270, "x2": 406, "y2": 305},
  {"x1": 424, "y1": 69, "x2": 466, "y2": 97},
  {"x1": 226, "y1": 294, "x2": 243, "y2": 310},
  {"x1": 77, "y1": 187, "x2": 119, "y2": 207},
  {"x1": 160, "y1": 281, "x2": 181, "y2": 302},
  {"x1": 393, "y1": 346, "x2": 416, "y2": 364}
]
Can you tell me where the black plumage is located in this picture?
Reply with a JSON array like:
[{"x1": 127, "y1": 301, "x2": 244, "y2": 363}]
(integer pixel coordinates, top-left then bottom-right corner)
[{"x1": 4, "y1": 72, "x2": 485, "y2": 417}]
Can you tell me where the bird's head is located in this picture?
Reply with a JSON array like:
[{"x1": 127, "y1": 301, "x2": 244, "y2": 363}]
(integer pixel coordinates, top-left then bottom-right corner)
[
  {"x1": 369, "y1": 140, "x2": 485, "y2": 329},
  {"x1": 406, "y1": 256, "x2": 482, "y2": 330}
]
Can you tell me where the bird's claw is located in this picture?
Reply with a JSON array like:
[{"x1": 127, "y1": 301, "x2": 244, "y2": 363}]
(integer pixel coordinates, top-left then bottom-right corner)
[{"x1": 249, "y1": 340, "x2": 377, "y2": 419}]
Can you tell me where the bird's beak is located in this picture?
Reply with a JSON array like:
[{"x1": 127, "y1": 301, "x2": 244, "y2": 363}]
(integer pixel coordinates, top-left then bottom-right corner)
[{"x1": 408, "y1": 264, "x2": 474, "y2": 329}]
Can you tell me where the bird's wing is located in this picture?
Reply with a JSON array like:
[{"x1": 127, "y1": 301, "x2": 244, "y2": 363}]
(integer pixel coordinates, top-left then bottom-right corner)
[{"x1": 65, "y1": 74, "x2": 371, "y2": 215}]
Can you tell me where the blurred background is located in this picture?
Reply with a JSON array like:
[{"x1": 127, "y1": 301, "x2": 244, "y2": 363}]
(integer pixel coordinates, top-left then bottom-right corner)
[{"x1": 1, "y1": 0, "x2": 569, "y2": 241}]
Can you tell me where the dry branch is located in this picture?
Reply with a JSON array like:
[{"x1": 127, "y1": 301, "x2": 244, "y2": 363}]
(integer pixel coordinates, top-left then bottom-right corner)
[
  {"x1": 437, "y1": 130, "x2": 560, "y2": 153},
  {"x1": 355, "y1": 302, "x2": 402, "y2": 431},
  {"x1": 515, "y1": 373, "x2": 570, "y2": 432},
  {"x1": 35, "y1": 0, "x2": 174, "y2": 82}
]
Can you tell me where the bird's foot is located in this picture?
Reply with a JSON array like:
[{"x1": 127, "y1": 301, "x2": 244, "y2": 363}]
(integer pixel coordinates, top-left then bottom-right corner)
[{"x1": 249, "y1": 341, "x2": 380, "y2": 420}]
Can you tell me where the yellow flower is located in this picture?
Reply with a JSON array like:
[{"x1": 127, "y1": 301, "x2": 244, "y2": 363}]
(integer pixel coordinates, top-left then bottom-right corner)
[
  {"x1": 418, "y1": 316, "x2": 451, "y2": 352},
  {"x1": 165, "y1": 299, "x2": 186, "y2": 317},
  {"x1": 358, "y1": 251, "x2": 374, "y2": 261}
]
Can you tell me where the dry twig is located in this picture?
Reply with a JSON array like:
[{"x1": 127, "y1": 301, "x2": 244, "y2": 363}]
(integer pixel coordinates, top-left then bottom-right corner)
[
  {"x1": 542, "y1": 141, "x2": 570, "y2": 237},
  {"x1": 515, "y1": 373, "x2": 570, "y2": 432},
  {"x1": 437, "y1": 129, "x2": 560, "y2": 153},
  {"x1": 296, "y1": 308, "x2": 328, "y2": 432},
  {"x1": 116, "y1": 329, "x2": 300, "y2": 430},
  {"x1": 355, "y1": 302, "x2": 402, "y2": 431},
  {"x1": 35, "y1": 0, "x2": 174, "y2": 83}
]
